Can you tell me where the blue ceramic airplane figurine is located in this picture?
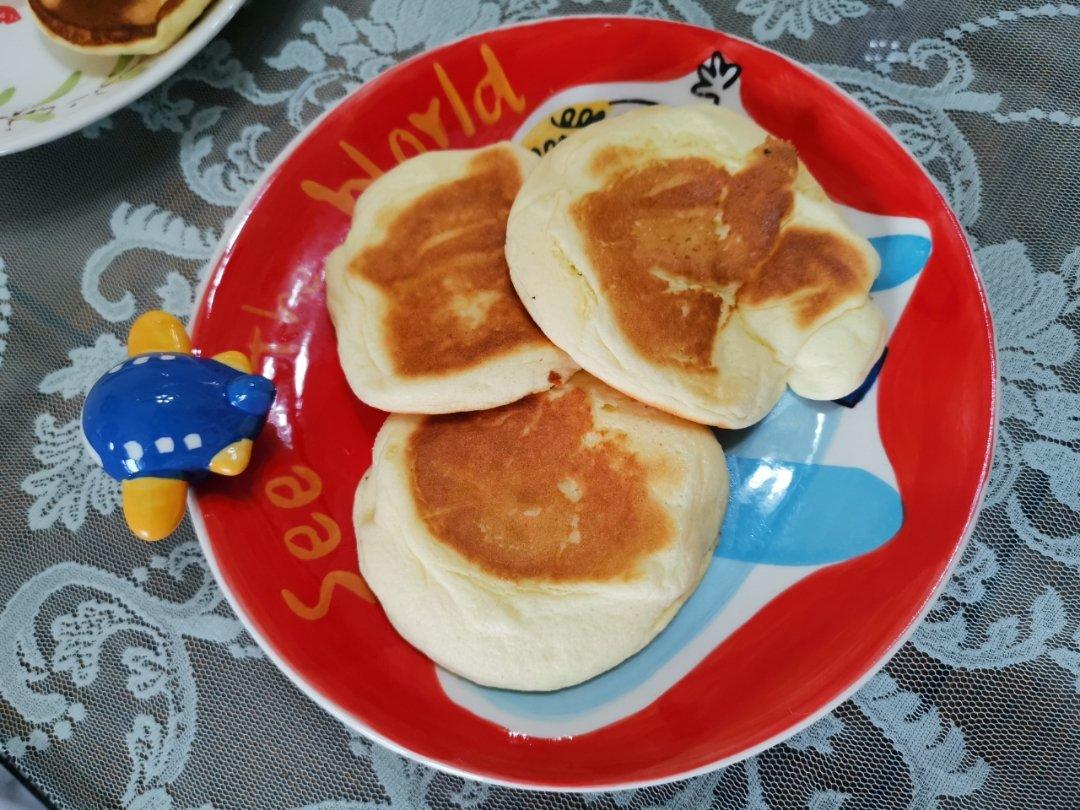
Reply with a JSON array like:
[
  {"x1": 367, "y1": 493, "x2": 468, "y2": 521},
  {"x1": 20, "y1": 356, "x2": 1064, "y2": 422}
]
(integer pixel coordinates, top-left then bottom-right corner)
[{"x1": 82, "y1": 311, "x2": 276, "y2": 541}]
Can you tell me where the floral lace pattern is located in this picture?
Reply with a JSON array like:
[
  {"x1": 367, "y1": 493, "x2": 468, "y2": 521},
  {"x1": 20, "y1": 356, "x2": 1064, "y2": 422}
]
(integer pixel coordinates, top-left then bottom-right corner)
[{"x1": 0, "y1": 1, "x2": 1078, "y2": 807}]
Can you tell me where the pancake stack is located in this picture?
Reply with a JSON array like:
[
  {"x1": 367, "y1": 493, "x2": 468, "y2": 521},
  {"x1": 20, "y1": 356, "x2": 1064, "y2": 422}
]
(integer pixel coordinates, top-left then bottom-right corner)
[
  {"x1": 327, "y1": 106, "x2": 883, "y2": 691},
  {"x1": 29, "y1": 0, "x2": 215, "y2": 54}
]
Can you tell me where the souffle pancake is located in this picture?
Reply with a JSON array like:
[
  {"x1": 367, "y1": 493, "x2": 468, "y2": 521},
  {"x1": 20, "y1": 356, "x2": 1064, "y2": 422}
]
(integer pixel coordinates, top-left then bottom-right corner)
[
  {"x1": 506, "y1": 104, "x2": 886, "y2": 428},
  {"x1": 28, "y1": 0, "x2": 216, "y2": 54},
  {"x1": 354, "y1": 372, "x2": 728, "y2": 691},
  {"x1": 326, "y1": 142, "x2": 577, "y2": 414}
]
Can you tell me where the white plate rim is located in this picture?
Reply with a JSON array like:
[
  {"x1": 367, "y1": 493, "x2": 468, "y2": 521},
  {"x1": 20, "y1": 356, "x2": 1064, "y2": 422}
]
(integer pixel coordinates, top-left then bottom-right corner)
[{"x1": 0, "y1": 0, "x2": 246, "y2": 156}]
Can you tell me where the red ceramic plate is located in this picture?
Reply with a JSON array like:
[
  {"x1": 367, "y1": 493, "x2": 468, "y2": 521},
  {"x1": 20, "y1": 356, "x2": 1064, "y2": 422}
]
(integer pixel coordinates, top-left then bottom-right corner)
[{"x1": 189, "y1": 16, "x2": 995, "y2": 790}]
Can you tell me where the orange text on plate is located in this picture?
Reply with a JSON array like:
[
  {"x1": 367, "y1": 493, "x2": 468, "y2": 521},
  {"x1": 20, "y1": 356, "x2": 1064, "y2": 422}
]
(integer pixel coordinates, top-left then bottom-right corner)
[
  {"x1": 300, "y1": 43, "x2": 526, "y2": 216},
  {"x1": 265, "y1": 464, "x2": 376, "y2": 619}
]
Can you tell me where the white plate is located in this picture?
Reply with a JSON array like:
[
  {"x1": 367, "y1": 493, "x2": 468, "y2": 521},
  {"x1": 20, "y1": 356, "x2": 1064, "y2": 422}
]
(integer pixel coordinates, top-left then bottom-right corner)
[{"x1": 0, "y1": 0, "x2": 244, "y2": 156}]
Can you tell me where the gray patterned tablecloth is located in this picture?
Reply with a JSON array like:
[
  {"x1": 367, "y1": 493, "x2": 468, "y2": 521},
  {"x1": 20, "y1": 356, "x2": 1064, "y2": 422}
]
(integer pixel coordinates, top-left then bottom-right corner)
[{"x1": 1, "y1": 1, "x2": 1078, "y2": 808}]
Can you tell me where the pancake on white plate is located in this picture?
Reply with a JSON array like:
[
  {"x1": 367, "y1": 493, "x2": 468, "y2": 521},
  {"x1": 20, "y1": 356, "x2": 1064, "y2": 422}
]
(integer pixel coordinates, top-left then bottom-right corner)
[
  {"x1": 29, "y1": 0, "x2": 217, "y2": 54},
  {"x1": 355, "y1": 372, "x2": 727, "y2": 691},
  {"x1": 506, "y1": 104, "x2": 885, "y2": 428},
  {"x1": 326, "y1": 142, "x2": 578, "y2": 414}
]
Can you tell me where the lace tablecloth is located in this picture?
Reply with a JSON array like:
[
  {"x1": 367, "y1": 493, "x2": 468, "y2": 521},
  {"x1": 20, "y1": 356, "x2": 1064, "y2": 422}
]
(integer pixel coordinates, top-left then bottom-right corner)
[{"x1": 1, "y1": 1, "x2": 1077, "y2": 807}]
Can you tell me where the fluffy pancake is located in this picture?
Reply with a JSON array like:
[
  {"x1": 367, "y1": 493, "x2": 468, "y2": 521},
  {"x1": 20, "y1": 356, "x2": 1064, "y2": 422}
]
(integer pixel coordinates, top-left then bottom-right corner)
[
  {"x1": 29, "y1": 0, "x2": 215, "y2": 54},
  {"x1": 506, "y1": 104, "x2": 886, "y2": 428},
  {"x1": 355, "y1": 372, "x2": 727, "y2": 691},
  {"x1": 326, "y1": 142, "x2": 578, "y2": 414}
]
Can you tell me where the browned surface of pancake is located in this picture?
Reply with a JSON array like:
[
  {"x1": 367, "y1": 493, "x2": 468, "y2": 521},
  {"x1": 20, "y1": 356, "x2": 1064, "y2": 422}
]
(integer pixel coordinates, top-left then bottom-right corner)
[
  {"x1": 408, "y1": 385, "x2": 673, "y2": 582},
  {"x1": 351, "y1": 149, "x2": 547, "y2": 377},
  {"x1": 572, "y1": 138, "x2": 871, "y2": 371},
  {"x1": 30, "y1": 0, "x2": 183, "y2": 46},
  {"x1": 741, "y1": 227, "x2": 867, "y2": 323}
]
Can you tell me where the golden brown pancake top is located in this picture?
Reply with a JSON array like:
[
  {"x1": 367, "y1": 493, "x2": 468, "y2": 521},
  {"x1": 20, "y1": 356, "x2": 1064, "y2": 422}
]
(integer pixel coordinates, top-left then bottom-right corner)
[
  {"x1": 408, "y1": 383, "x2": 673, "y2": 583},
  {"x1": 572, "y1": 139, "x2": 871, "y2": 372},
  {"x1": 352, "y1": 148, "x2": 547, "y2": 378},
  {"x1": 31, "y1": 0, "x2": 182, "y2": 46}
]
